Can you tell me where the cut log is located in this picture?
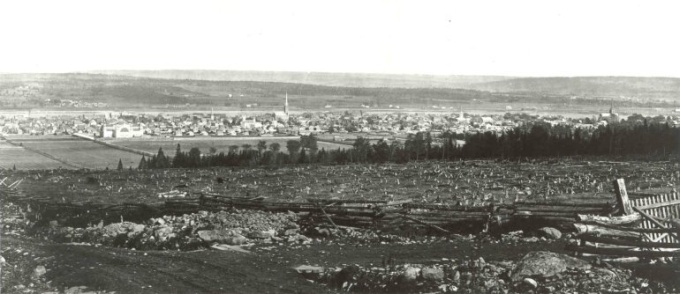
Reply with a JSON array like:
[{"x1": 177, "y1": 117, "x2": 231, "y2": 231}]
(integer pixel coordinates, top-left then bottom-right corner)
[
  {"x1": 515, "y1": 206, "x2": 606, "y2": 213},
  {"x1": 566, "y1": 243, "x2": 680, "y2": 258},
  {"x1": 600, "y1": 257, "x2": 640, "y2": 263},
  {"x1": 402, "y1": 215, "x2": 450, "y2": 234},
  {"x1": 573, "y1": 223, "x2": 640, "y2": 239},
  {"x1": 378, "y1": 199, "x2": 413, "y2": 207},
  {"x1": 580, "y1": 235, "x2": 680, "y2": 249},
  {"x1": 576, "y1": 213, "x2": 641, "y2": 226},
  {"x1": 576, "y1": 222, "x2": 678, "y2": 233},
  {"x1": 614, "y1": 178, "x2": 633, "y2": 215}
]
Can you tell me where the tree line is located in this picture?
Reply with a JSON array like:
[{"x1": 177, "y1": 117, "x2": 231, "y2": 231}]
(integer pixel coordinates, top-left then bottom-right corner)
[{"x1": 138, "y1": 121, "x2": 680, "y2": 169}]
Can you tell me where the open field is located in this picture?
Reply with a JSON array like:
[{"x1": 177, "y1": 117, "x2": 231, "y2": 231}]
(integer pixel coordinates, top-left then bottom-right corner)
[
  {"x1": 0, "y1": 140, "x2": 64, "y2": 170},
  {"x1": 11, "y1": 137, "x2": 143, "y2": 170},
  {"x1": 0, "y1": 136, "x2": 353, "y2": 170},
  {"x1": 110, "y1": 137, "x2": 351, "y2": 155}
]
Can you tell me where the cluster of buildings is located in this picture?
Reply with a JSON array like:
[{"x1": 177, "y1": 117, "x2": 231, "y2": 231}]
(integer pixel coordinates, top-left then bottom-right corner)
[{"x1": 1, "y1": 97, "x2": 678, "y2": 138}]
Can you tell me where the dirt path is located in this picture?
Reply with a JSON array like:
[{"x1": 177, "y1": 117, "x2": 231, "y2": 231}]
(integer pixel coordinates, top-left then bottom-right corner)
[{"x1": 5, "y1": 236, "x2": 332, "y2": 294}]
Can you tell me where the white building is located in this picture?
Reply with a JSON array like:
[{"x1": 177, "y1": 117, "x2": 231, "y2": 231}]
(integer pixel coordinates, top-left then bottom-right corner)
[{"x1": 113, "y1": 124, "x2": 144, "y2": 138}]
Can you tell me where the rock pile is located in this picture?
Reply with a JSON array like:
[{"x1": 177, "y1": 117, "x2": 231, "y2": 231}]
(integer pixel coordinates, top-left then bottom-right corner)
[
  {"x1": 42, "y1": 209, "x2": 302, "y2": 250},
  {"x1": 302, "y1": 251, "x2": 673, "y2": 293}
]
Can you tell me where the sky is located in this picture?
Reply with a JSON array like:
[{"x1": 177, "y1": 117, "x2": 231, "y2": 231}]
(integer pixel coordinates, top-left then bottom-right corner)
[{"x1": 1, "y1": 0, "x2": 679, "y2": 77}]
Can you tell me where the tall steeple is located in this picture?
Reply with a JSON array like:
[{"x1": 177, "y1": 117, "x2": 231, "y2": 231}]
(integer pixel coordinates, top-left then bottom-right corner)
[
  {"x1": 459, "y1": 105, "x2": 464, "y2": 119},
  {"x1": 284, "y1": 92, "x2": 289, "y2": 115}
]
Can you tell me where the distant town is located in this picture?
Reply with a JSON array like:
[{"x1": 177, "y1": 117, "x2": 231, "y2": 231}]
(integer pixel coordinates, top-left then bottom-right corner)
[{"x1": 2, "y1": 95, "x2": 679, "y2": 141}]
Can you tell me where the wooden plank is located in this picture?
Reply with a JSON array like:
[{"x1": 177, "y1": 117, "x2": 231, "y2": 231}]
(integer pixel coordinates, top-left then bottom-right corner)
[{"x1": 614, "y1": 178, "x2": 633, "y2": 215}]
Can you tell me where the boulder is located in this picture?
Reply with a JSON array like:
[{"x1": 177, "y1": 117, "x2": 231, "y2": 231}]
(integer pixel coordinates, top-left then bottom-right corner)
[
  {"x1": 523, "y1": 277, "x2": 538, "y2": 288},
  {"x1": 225, "y1": 235, "x2": 248, "y2": 245},
  {"x1": 102, "y1": 222, "x2": 145, "y2": 238},
  {"x1": 32, "y1": 265, "x2": 46, "y2": 279},
  {"x1": 537, "y1": 227, "x2": 562, "y2": 240},
  {"x1": 249, "y1": 229, "x2": 276, "y2": 239},
  {"x1": 154, "y1": 226, "x2": 174, "y2": 242},
  {"x1": 197, "y1": 230, "x2": 230, "y2": 243},
  {"x1": 451, "y1": 270, "x2": 461, "y2": 283},
  {"x1": 400, "y1": 266, "x2": 421, "y2": 282},
  {"x1": 512, "y1": 251, "x2": 591, "y2": 281},
  {"x1": 295, "y1": 265, "x2": 325, "y2": 279},
  {"x1": 64, "y1": 286, "x2": 89, "y2": 294},
  {"x1": 421, "y1": 265, "x2": 444, "y2": 281}
]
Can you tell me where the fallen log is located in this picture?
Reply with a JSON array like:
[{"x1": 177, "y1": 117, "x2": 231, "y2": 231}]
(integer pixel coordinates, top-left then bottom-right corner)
[
  {"x1": 576, "y1": 213, "x2": 642, "y2": 226},
  {"x1": 515, "y1": 205, "x2": 606, "y2": 213},
  {"x1": 515, "y1": 211, "x2": 577, "y2": 217},
  {"x1": 566, "y1": 243, "x2": 680, "y2": 258},
  {"x1": 378, "y1": 199, "x2": 413, "y2": 207},
  {"x1": 402, "y1": 215, "x2": 450, "y2": 234},
  {"x1": 579, "y1": 235, "x2": 680, "y2": 249},
  {"x1": 515, "y1": 200, "x2": 611, "y2": 207},
  {"x1": 573, "y1": 223, "x2": 640, "y2": 239},
  {"x1": 576, "y1": 222, "x2": 678, "y2": 233}
]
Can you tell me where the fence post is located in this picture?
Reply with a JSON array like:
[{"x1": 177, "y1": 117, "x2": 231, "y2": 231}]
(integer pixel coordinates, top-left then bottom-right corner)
[{"x1": 614, "y1": 179, "x2": 633, "y2": 215}]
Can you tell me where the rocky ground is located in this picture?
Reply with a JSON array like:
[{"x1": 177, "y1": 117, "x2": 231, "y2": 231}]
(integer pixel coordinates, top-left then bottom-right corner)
[{"x1": 3, "y1": 199, "x2": 679, "y2": 293}]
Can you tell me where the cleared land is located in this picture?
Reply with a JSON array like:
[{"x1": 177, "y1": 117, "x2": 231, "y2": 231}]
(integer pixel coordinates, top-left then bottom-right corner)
[
  {"x1": 12, "y1": 137, "x2": 143, "y2": 170},
  {"x1": 0, "y1": 140, "x2": 64, "y2": 170},
  {"x1": 3, "y1": 159, "x2": 677, "y2": 205}
]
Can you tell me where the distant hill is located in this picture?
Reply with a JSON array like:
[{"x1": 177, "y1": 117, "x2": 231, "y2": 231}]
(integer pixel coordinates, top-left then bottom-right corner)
[
  {"x1": 0, "y1": 73, "x2": 504, "y2": 108},
  {"x1": 90, "y1": 70, "x2": 511, "y2": 89},
  {"x1": 3, "y1": 72, "x2": 680, "y2": 109},
  {"x1": 467, "y1": 77, "x2": 680, "y2": 101}
]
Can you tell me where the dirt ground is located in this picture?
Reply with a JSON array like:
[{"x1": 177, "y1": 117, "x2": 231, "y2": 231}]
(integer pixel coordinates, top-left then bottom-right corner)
[
  {"x1": 4, "y1": 235, "x2": 333, "y2": 293},
  {"x1": 4, "y1": 232, "x2": 575, "y2": 294}
]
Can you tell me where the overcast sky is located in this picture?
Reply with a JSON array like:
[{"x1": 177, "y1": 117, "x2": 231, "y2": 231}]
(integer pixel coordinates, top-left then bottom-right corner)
[{"x1": 1, "y1": 0, "x2": 679, "y2": 77}]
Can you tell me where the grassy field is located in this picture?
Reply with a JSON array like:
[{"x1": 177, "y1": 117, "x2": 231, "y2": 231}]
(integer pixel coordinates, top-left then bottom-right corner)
[
  {"x1": 0, "y1": 136, "x2": 353, "y2": 171},
  {"x1": 0, "y1": 141, "x2": 64, "y2": 170},
  {"x1": 13, "y1": 138, "x2": 143, "y2": 170},
  {"x1": 110, "y1": 137, "x2": 351, "y2": 155}
]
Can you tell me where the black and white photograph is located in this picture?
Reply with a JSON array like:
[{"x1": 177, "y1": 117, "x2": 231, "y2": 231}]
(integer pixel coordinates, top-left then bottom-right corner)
[{"x1": 2, "y1": 1, "x2": 680, "y2": 293}]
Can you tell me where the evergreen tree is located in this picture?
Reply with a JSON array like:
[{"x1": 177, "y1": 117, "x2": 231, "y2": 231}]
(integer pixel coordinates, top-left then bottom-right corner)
[
  {"x1": 138, "y1": 155, "x2": 147, "y2": 169},
  {"x1": 117, "y1": 159, "x2": 123, "y2": 171},
  {"x1": 173, "y1": 144, "x2": 185, "y2": 167},
  {"x1": 257, "y1": 140, "x2": 267, "y2": 155},
  {"x1": 156, "y1": 148, "x2": 170, "y2": 168},
  {"x1": 188, "y1": 147, "x2": 202, "y2": 167}
]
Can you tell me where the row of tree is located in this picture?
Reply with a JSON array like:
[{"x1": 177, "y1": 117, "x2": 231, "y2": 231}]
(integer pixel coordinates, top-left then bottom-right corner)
[{"x1": 138, "y1": 122, "x2": 680, "y2": 169}]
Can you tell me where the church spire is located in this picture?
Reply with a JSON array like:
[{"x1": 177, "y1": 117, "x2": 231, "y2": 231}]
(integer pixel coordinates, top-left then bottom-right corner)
[{"x1": 284, "y1": 92, "x2": 289, "y2": 115}]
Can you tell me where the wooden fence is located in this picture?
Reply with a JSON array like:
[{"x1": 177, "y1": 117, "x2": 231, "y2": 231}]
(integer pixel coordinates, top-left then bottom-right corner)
[
  {"x1": 570, "y1": 179, "x2": 680, "y2": 260},
  {"x1": 630, "y1": 192, "x2": 680, "y2": 243}
]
